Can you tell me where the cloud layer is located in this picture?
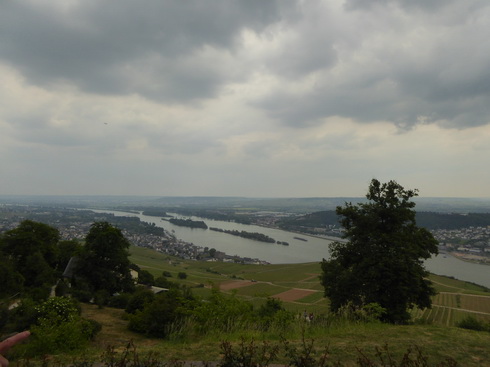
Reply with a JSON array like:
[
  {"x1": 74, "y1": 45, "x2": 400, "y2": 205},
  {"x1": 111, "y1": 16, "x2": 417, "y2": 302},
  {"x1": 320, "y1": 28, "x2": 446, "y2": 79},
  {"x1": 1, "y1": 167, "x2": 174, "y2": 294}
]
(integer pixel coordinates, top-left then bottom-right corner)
[{"x1": 1, "y1": 0, "x2": 490, "y2": 197}]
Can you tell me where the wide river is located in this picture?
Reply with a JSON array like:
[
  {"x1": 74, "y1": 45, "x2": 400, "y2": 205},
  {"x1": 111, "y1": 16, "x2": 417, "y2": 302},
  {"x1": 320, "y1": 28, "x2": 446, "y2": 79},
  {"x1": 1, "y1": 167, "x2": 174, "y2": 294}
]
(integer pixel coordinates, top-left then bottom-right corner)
[{"x1": 93, "y1": 210, "x2": 490, "y2": 288}]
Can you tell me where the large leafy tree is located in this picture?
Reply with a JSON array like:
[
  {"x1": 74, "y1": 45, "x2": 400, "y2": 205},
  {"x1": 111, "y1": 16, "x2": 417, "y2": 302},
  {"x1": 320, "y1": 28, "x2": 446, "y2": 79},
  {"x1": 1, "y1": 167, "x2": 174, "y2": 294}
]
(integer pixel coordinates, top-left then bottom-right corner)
[
  {"x1": 320, "y1": 179, "x2": 438, "y2": 323},
  {"x1": 76, "y1": 222, "x2": 134, "y2": 295},
  {"x1": 0, "y1": 220, "x2": 60, "y2": 295},
  {"x1": 0, "y1": 253, "x2": 24, "y2": 299}
]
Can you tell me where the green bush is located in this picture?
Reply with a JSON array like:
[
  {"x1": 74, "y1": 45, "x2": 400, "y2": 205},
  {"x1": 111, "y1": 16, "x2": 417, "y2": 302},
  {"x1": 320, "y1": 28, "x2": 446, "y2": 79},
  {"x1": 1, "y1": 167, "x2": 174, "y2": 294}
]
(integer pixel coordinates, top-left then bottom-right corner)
[
  {"x1": 137, "y1": 270, "x2": 155, "y2": 285},
  {"x1": 94, "y1": 289, "x2": 111, "y2": 307},
  {"x1": 257, "y1": 298, "x2": 294, "y2": 331},
  {"x1": 35, "y1": 296, "x2": 80, "y2": 324},
  {"x1": 79, "y1": 318, "x2": 102, "y2": 340},
  {"x1": 14, "y1": 297, "x2": 101, "y2": 357},
  {"x1": 220, "y1": 338, "x2": 459, "y2": 367},
  {"x1": 335, "y1": 302, "x2": 386, "y2": 323},
  {"x1": 71, "y1": 288, "x2": 93, "y2": 303},
  {"x1": 457, "y1": 315, "x2": 489, "y2": 332},
  {"x1": 108, "y1": 293, "x2": 132, "y2": 309},
  {"x1": 25, "y1": 286, "x2": 51, "y2": 302},
  {"x1": 154, "y1": 276, "x2": 178, "y2": 289},
  {"x1": 54, "y1": 279, "x2": 70, "y2": 297},
  {"x1": 127, "y1": 289, "x2": 188, "y2": 338},
  {"x1": 125, "y1": 288, "x2": 155, "y2": 314},
  {"x1": 20, "y1": 317, "x2": 96, "y2": 356},
  {"x1": 5, "y1": 298, "x2": 39, "y2": 333},
  {"x1": 220, "y1": 338, "x2": 279, "y2": 367},
  {"x1": 191, "y1": 290, "x2": 254, "y2": 334}
]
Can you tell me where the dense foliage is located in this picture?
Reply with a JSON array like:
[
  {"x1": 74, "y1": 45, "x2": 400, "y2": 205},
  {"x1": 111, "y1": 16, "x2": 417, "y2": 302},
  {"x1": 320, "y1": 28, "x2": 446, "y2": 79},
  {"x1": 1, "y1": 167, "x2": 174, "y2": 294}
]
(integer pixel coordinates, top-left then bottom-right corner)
[
  {"x1": 167, "y1": 218, "x2": 208, "y2": 229},
  {"x1": 321, "y1": 179, "x2": 439, "y2": 323},
  {"x1": 0, "y1": 220, "x2": 65, "y2": 300},
  {"x1": 159, "y1": 208, "x2": 254, "y2": 224},
  {"x1": 209, "y1": 227, "x2": 276, "y2": 243},
  {"x1": 127, "y1": 287, "x2": 194, "y2": 338},
  {"x1": 75, "y1": 222, "x2": 135, "y2": 295},
  {"x1": 278, "y1": 209, "x2": 490, "y2": 233}
]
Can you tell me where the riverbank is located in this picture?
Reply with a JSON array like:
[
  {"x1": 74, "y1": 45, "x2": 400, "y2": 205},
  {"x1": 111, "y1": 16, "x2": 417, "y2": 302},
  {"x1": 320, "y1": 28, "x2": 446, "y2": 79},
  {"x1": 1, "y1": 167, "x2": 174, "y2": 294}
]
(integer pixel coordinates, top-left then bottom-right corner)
[{"x1": 450, "y1": 251, "x2": 490, "y2": 266}]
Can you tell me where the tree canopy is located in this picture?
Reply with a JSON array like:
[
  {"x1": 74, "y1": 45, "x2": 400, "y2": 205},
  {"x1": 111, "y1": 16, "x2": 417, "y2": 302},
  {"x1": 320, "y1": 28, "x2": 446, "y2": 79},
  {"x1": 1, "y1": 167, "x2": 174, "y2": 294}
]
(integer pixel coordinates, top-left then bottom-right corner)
[
  {"x1": 0, "y1": 220, "x2": 61, "y2": 298},
  {"x1": 320, "y1": 179, "x2": 439, "y2": 323},
  {"x1": 75, "y1": 221, "x2": 134, "y2": 295}
]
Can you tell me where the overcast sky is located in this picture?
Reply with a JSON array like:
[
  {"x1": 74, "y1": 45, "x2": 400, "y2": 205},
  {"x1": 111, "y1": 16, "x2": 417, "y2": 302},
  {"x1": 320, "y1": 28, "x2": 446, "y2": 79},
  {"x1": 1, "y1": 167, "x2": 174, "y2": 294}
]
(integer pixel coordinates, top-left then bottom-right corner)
[{"x1": 1, "y1": 0, "x2": 490, "y2": 198}]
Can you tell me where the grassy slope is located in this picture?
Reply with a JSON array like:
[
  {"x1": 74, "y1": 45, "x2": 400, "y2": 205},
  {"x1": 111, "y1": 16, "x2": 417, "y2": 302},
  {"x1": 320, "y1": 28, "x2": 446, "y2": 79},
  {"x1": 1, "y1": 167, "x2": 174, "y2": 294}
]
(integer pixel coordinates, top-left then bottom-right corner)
[
  {"x1": 76, "y1": 245, "x2": 490, "y2": 365},
  {"x1": 130, "y1": 245, "x2": 490, "y2": 322},
  {"x1": 82, "y1": 302, "x2": 490, "y2": 366}
]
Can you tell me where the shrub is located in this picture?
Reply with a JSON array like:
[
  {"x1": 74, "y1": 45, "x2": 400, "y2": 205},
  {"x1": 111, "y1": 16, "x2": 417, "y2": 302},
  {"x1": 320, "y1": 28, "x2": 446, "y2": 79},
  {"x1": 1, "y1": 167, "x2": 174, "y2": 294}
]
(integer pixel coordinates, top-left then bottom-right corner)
[
  {"x1": 191, "y1": 290, "x2": 254, "y2": 334},
  {"x1": 25, "y1": 286, "x2": 51, "y2": 302},
  {"x1": 137, "y1": 270, "x2": 155, "y2": 285},
  {"x1": 35, "y1": 296, "x2": 80, "y2": 324},
  {"x1": 21, "y1": 317, "x2": 96, "y2": 356},
  {"x1": 154, "y1": 276, "x2": 178, "y2": 289},
  {"x1": 108, "y1": 293, "x2": 132, "y2": 309},
  {"x1": 220, "y1": 338, "x2": 279, "y2": 367},
  {"x1": 127, "y1": 289, "x2": 188, "y2": 338},
  {"x1": 54, "y1": 279, "x2": 70, "y2": 297},
  {"x1": 94, "y1": 289, "x2": 111, "y2": 307},
  {"x1": 15, "y1": 297, "x2": 101, "y2": 357},
  {"x1": 219, "y1": 338, "x2": 458, "y2": 367},
  {"x1": 456, "y1": 315, "x2": 489, "y2": 332},
  {"x1": 359, "y1": 302, "x2": 386, "y2": 322},
  {"x1": 282, "y1": 336, "x2": 333, "y2": 367},
  {"x1": 5, "y1": 298, "x2": 39, "y2": 332},
  {"x1": 257, "y1": 298, "x2": 294, "y2": 331},
  {"x1": 71, "y1": 288, "x2": 93, "y2": 303},
  {"x1": 335, "y1": 302, "x2": 386, "y2": 323},
  {"x1": 79, "y1": 318, "x2": 102, "y2": 340},
  {"x1": 125, "y1": 288, "x2": 155, "y2": 314}
]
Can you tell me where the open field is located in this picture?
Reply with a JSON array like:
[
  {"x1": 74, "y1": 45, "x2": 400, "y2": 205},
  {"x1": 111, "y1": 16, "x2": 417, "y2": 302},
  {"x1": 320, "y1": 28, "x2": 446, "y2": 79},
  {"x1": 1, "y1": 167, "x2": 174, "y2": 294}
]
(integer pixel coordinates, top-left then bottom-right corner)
[
  {"x1": 32, "y1": 246, "x2": 484, "y2": 366},
  {"x1": 129, "y1": 246, "x2": 327, "y2": 308},
  {"x1": 130, "y1": 245, "x2": 490, "y2": 325},
  {"x1": 272, "y1": 289, "x2": 317, "y2": 302}
]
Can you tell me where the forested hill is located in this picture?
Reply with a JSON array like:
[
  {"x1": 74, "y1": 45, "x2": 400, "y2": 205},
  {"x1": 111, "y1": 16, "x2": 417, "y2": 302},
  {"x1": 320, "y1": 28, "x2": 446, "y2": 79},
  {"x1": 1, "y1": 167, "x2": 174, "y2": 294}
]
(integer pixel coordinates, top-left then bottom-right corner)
[{"x1": 277, "y1": 211, "x2": 490, "y2": 232}]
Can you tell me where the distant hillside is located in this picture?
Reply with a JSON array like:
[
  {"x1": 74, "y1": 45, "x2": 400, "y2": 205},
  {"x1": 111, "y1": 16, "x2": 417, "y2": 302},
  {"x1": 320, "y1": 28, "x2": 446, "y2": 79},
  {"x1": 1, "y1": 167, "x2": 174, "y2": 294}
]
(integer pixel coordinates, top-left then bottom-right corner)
[
  {"x1": 3, "y1": 195, "x2": 490, "y2": 213},
  {"x1": 416, "y1": 212, "x2": 490, "y2": 229},
  {"x1": 277, "y1": 210, "x2": 490, "y2": 232}
]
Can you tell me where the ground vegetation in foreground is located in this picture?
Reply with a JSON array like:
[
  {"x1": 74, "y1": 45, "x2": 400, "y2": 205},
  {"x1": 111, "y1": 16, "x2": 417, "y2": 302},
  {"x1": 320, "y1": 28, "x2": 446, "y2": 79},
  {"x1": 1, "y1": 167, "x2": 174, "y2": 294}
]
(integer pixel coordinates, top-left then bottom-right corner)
[{"x1": 4, "y1": 246, "x2": 490, "y2": 366}]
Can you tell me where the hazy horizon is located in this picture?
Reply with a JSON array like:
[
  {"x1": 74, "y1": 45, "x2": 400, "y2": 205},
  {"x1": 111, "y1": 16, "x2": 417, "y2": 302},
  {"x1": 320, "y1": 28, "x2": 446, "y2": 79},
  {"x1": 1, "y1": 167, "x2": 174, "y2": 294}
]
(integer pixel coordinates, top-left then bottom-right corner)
[
  {"x1": 3, "y1": 195, "x2": 490, "y2": 214},
  {"x1": 2, "y1": 194, "x2": 490, "y2": 199}
]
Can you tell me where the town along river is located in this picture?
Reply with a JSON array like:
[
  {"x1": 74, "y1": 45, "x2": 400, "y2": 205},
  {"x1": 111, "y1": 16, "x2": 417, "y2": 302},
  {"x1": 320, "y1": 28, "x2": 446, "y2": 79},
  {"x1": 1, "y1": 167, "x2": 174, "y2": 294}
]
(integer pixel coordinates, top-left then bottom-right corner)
[
  {"x1": 92, "y1": 210, "x2": 490, "y2": 288},
  {"x1": 92, "y1": 210, "x2": 335, "y2": 264}
]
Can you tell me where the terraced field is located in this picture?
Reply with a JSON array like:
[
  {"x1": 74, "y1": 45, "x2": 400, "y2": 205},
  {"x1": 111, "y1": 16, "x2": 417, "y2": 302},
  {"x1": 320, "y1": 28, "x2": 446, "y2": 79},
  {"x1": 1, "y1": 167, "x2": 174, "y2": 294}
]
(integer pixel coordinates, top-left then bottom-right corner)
[
  {"x1": 130, "y1": 245, "x2": 490, "y2": 325},
  {"x1": 412, "y1": 292, "x2": 490, "y2": 326}
]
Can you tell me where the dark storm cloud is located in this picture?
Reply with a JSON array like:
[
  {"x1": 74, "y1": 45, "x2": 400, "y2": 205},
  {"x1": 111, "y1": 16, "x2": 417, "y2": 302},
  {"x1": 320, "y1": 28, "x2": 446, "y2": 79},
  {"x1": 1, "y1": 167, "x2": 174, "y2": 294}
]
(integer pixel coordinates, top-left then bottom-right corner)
[
  {"x1": 2, "y1": 0, "x2": 490, "y2": 133},
  {"x1": 263, "y1": 1, "x2": 339, "y2": 78},
  {"x1": 0, "y1": 0, "x2": 290, "y2": 101},
  {"x1": 256, "y1": 0, "x2": 490, "y2": 130}
]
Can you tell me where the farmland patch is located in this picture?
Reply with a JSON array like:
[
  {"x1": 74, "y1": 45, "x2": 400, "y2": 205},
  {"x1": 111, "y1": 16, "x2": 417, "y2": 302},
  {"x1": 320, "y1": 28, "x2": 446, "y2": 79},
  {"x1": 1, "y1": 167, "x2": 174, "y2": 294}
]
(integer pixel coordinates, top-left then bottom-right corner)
[{"x1": 272, "y1": 288, "x2": 317, "y2": 302}]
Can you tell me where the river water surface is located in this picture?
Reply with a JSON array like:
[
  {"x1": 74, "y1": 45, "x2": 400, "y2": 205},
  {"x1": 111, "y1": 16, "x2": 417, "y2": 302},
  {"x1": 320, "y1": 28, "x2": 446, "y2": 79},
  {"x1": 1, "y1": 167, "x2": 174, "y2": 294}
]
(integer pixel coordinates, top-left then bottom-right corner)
[{"x1": 93, "y1": 209, "x2": 490, "y2": 288}]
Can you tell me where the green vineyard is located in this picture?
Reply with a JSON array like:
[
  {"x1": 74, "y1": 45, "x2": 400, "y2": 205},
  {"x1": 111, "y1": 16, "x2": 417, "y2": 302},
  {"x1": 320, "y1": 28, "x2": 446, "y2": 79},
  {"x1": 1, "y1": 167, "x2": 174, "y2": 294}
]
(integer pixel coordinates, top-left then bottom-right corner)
[{"x1": 412, "y1": 292, "x2": 490, "y2": 326}]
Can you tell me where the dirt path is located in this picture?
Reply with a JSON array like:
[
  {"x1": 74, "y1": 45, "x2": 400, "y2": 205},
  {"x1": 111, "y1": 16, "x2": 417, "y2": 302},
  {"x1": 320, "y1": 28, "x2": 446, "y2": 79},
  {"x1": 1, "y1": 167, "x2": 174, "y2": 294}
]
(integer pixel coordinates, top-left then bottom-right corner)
[
  {"x1": 272, "y1": 288, "x2": 318, "y2": 302},
  {"x1": 219, "y1": 280, "x2": 255, "y2": 291}
]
